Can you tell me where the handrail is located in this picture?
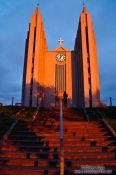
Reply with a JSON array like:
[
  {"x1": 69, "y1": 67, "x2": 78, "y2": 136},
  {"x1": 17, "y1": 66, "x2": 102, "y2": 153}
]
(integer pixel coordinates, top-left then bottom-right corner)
[
  {"x1": 32, "y1": 110, "x2": 39, "y2": 121},
  {"x1": 102, "y1": 118, "x2": 116, "y2": 139},
  {"x1": 60, "y1": 99, "x2": 64, "y2": 175},
  {"x1": 15, "y1": 108, "x2": 25, "y2": 117},
  {"x1": 95, "y1": 109, "x2": 116, "y2": 139},
  {"x1": 0, "y1": 119, "x2": 19, "y2": 144},
  {"x1": 32, "y1": 97, "x2": 42, "y2": 121}
]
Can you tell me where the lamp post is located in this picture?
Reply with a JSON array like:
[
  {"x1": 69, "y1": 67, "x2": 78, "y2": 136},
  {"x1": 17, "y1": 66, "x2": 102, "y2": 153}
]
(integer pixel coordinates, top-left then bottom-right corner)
[
  {"x1": 110, "y1": 97, "x2": 112, "y2": 107},
  {"x1": 12, "y1": 97, "x2": 14, "y2": 106}
]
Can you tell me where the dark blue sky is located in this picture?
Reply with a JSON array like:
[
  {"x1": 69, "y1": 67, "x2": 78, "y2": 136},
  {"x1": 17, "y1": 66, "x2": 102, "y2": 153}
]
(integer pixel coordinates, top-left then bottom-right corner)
[{"x1": 0, "y1": 0, "x2": 116, "y2": 105}]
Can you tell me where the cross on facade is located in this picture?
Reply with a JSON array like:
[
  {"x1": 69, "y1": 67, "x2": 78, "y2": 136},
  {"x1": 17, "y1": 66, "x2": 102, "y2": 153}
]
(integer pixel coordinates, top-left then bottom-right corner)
[{"x1": 58, "y1": 37, "x2": 64, "y2": 46}]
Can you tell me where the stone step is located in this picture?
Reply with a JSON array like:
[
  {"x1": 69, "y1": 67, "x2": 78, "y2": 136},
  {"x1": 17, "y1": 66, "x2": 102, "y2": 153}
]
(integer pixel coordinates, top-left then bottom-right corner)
[
  {"x1": 0, "y1": 157, "x2": 116, "y2": 167},
  {"x1": 12, "y1": 129, "x2": 107, "y2": 134},
  {"x1": 63, "y1": 147, "x2": 116, "y2": 152},
  {"x1": 7, "y1": 138, "x2": 112, "y2": 143},
  {"x1": 0, "y1": 166, "x2": 115, "y2": 175},
  {"x1": 0, "y1": 168, "x2": 58, "y2": 175},
  {"x1": 0, "y1": 158, "x2": 59, "y2": 167},
  {"x1": 13, "y1": 128, "x2": 103, "y2": 132},
  {"x1": 6, "y1": 140, "x2": 113, "y2": 147},
  {"x1": 9, "y1": 135, "x2": 111, "y2": 141},
  {"x1": 15, "y1": 124, "x2": 102, "y2": 128},
  {"x1": 16, "y1": 122, "x2": 100, "y2": 126},
  {"x1": 14, "y1": 124, "x2": 102, "y2": 127},
  {"x1": 63, "y1": 122, "x2": 100, "y2": 124},
  {"x1": 65, "y1": 158, "x2": 116, "y2": 167},
  {"x1": 0, "y1": 165, "x2": 59, "y2": 175},
  {"x1": 11, "y1": 131, "x2": 107, "y2": 137},
  {"x1": 65, "y1": 152, "x2": 116, "y2": 159},
  {"x1": 0, "y1": 145, "x2": 115, "y2": 152},
  {"x1": 0, "y1": 150, "x2": 115, "y2": 159}
]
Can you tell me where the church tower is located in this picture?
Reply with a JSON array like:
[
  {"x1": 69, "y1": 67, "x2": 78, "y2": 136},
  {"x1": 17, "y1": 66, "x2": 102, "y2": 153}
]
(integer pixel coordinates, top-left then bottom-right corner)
[
  {"x1": 73, "y1": 6, "x2": 100, "y2": 107},
  {"x1": 22, "y1": 7, "x2": 47, "y2": 107},
  {"x1": 22, "y1": 6, "x2": 100, "y2": 108}
]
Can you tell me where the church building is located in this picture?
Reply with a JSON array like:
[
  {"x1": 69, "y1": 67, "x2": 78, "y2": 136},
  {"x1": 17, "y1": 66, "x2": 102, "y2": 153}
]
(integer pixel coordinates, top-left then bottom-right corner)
[{"x1": 22, "y1": 6, "x2": 100, "y2": 108}]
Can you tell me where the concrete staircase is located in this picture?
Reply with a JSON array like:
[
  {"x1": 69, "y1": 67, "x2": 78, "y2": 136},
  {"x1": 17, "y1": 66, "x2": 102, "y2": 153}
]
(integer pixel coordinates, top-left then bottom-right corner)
[{"x1": 0, "y1": 108, "x2": 116, "y2": 174}]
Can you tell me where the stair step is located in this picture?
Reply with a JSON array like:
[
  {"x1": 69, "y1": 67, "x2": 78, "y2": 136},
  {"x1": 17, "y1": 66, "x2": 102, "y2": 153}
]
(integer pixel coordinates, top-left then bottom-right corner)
[
  {"x1": 0, "y1": 157, "x2": 116, "y2": 167},
  {"x1": 11, "y1": 132, "x2": 107, "y2": 137},
  {"x1": 9, "y1": 135, "x2": 111, "y2": 141},
  {"x1": 0, "y1": 145, "x2": 115, "y2": 152},
  {"x1": 0, "y1": 158, "x2": 59, "y2": 167},
  {"x1": 0, "y1": 152, "x2": 115, "y2": 159},
  {"x1": 0, "y1": 166, "x2": 116, "y2": 175},
  {"x1": 15, "y1": 126, "x2": 104, "y2": 129},
  {"x1": 6, "y1": 140, "x2": 113, "y2": 147},
  {"x1": 0, "y1": 166, "x2": 59, "y2": 175},
  {"x1": 7, "y1": 139, "x2": 113, "y2": 143},
  {"x1": 11, "y1": 129, "x2": 107, "y2": 134}
]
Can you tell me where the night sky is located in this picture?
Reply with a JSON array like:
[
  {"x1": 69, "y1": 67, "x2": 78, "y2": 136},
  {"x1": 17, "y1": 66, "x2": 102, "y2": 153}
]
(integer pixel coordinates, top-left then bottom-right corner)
[{"x1": 0, "y1": 0, "x2": 116, "y2": 105}]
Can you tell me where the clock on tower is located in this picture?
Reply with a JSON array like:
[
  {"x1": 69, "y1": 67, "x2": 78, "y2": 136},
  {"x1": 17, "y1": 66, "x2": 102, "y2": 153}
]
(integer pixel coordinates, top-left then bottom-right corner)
[{"x1": 56, "y1": 53, "x2": 66, "y2": 62}]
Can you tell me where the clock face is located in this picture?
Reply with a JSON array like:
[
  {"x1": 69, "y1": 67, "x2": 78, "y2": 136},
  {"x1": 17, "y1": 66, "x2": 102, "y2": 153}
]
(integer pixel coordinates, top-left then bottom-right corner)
[{"x1": 56, "y1": 54, "x2": 66, "y2": 62}]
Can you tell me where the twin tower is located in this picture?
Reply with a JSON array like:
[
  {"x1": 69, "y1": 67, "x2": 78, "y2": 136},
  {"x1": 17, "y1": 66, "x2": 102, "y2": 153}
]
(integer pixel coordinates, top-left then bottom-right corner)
[{"x1": 22, "y1": 6, "x2": 100, "y2": 108}]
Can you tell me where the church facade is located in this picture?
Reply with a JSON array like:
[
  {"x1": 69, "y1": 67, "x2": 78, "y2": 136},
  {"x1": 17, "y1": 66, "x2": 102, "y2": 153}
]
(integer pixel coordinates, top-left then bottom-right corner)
[{"x1": 22, "y1": 6, "x2": 100, "y2": 108}]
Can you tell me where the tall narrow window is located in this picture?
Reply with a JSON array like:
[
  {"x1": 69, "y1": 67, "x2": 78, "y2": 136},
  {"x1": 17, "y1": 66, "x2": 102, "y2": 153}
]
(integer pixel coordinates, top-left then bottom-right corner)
[
  {"x1": 85, "y1": 26, "x2": 89, "y2": 53},
  {"x1": 55, "y1": 64, "x2": 66, "y2": 96},
  {"x1": 33, "y1": 27, "x2": 36, "y2": 53},
  {"x1": 88, "y1": 77, "x2": 91, "y2": 84},
  {"x1": 88, "y1": 67, "x2": 90, "y2": 73}
]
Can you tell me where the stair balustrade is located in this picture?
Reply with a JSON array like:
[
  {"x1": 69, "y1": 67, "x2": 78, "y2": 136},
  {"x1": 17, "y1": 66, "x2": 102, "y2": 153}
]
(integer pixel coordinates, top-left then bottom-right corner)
[{"x1": 60, "y1": 99, "x2": 64, "y2": 175}]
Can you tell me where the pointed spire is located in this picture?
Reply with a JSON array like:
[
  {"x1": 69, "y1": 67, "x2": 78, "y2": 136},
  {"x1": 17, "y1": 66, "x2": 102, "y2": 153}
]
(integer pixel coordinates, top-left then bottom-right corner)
[
  {"x1": 83, "y1": 6, "x2": 87, "y2": 13},
  {"x1": 35, "y1": 7, "x2": 39, "y2": 14}
]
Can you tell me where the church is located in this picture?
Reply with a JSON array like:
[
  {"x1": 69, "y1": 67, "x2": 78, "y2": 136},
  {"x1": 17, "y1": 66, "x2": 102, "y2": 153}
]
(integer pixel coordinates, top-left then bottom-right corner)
[{"x1": 22, "y1": 5, "x2": 100, "y2": 108}]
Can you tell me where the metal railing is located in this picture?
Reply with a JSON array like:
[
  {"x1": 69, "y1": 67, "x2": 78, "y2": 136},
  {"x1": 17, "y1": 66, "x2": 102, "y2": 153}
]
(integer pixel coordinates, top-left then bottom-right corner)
[
  {"x1": 95, "y1": 109, "x2": 116, "y2": 139},
  {"x1": 0, "y1": 119, "x2": 19, "y2": 144},
  {"x1": 32, "y1": 97, "x2": 42, "y2": 121},
  {"x1": 60, "y1": 99, "x2": 64, "y2": 175}
]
